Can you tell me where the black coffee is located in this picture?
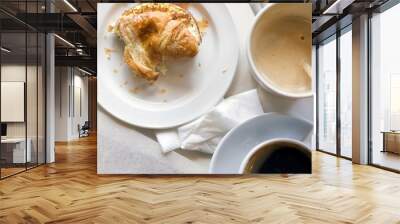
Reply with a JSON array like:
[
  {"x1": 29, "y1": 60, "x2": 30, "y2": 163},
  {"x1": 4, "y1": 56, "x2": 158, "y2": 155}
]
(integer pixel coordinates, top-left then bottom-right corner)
[{"x1": 257, "y1": 147, "x2": 311, "y2": 173}]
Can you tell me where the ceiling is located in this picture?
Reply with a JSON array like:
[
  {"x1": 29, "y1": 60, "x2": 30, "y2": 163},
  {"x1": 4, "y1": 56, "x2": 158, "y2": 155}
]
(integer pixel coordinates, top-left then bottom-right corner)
[
  {"x1": 0, "y1": 0, "x2": 99, "y2": 74},
  {"x1": 312, "y1": 0, "x2": 390, "y2": 43}
]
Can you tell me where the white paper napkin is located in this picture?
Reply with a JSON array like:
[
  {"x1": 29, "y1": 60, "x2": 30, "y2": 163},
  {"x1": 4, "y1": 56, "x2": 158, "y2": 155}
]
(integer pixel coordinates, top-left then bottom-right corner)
[{"x1": 155, "y1": 89, "x2": 264, "y2": 154}]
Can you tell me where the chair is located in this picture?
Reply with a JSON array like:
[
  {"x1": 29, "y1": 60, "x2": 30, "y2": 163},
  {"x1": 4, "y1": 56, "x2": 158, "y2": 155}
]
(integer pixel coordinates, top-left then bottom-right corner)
[{"x1": 79, "y1": 121, "x2": 90, "y2": 138}]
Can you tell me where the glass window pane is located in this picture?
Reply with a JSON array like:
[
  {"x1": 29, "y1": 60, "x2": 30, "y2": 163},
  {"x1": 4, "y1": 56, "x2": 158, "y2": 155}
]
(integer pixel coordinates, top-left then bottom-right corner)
[
  {"x1": 340, "y1": 28, "x2": 352, "y2": 158},
  {"x1": 27, "y1": 31, "x2": 38, "y2": 169},
  {"x1": 38, "y1": 32, "x2": 46, "y2": 165},
  {"x1": 318, "y1": 36, "x2": 337, "y2": 154},
  {"x1": 0, "y1": 0, "x2": 46, "y2": 179},
  {"x1": 26, "y1": 0, "x2": 39, "y2": 170},
  {"x1": 371, "y1": 3, "x2": 400, "y2": 171},
  {"x1": 1, "y1": 31, "x2": 27, "y2": 177}
]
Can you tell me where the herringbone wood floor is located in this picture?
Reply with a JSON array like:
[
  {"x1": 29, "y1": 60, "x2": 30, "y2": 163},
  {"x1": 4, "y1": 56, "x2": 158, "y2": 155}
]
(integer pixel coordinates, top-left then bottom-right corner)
[{"x1": 1, "y1": 135, "x2": 400, "y2": 224}]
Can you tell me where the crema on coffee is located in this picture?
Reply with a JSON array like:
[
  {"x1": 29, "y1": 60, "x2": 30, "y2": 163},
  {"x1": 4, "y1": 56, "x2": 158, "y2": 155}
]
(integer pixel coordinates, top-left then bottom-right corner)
[{"x1": 252, "y1": 17, "x2": 311, "y2": 94}]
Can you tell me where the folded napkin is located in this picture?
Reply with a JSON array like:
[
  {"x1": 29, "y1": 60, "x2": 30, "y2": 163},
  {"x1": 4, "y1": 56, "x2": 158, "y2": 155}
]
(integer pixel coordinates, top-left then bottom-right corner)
[
  {"x1": 155, "y1": 89, "x2": 264, "y2": 154},
  {"x1": 249, "y1": 3, "x2": 266, "y2": 15}
]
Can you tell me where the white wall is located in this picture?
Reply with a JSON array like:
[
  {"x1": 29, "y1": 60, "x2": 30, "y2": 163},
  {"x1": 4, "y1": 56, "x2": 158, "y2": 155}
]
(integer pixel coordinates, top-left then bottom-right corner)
[
  {"x1": 1, "y1": 82, "x2": 25, "y2": 122},
  {"x1": 1, "y1": 65, "x2": 40, "y2": 138},
  {"x1": 71, "y1": 73, "x2": 89, "y2": 139},
  {"x1": 1, "y1": 63, "x2": 46, "y2": 164},
  {"x1": 1, "y1": 66, "x2": 26, "y2": 136},
  {"x1": 55, "y1": 66, "x2": 70, "y2": 141},
  {"x1": 54, "y1": 67, "x2": 89, "y2": 141}
]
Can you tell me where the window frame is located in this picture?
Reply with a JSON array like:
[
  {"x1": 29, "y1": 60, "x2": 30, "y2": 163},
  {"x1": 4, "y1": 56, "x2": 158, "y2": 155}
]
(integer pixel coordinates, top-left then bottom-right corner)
[
  {"x1": 0, "y1": 0, "x2": 47, "y2": 180},
  {"x1": 315, "y1": 24, "x2": 353, "y2": 160},
  {"x1": 367, "y1": 0, "x2": 400, "y2": 173}
]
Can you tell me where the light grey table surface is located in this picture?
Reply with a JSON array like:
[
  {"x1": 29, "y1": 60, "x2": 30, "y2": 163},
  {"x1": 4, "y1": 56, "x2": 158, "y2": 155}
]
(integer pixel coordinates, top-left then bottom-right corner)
[{"x1": 97, "y1": 3, "x2": 314, "y2": 174}]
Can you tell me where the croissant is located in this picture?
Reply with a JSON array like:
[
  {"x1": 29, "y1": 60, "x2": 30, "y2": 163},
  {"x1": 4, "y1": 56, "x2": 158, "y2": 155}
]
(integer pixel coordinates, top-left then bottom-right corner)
[{"x1": 114, "y1": 3, "x2": 201, "y2": 81}]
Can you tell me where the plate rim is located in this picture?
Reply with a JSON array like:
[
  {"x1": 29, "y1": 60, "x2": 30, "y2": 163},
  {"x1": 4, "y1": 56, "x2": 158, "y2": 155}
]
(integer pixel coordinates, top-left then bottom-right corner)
[{"x1": 97, "y1": 3, "x2": 239, "y2": 129}]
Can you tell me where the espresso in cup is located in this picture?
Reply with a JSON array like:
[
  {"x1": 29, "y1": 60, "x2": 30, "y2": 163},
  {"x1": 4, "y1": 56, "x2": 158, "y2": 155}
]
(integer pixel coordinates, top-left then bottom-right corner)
[{"x1": 240, "y1": 139, "x2": 311, "y2": 174}]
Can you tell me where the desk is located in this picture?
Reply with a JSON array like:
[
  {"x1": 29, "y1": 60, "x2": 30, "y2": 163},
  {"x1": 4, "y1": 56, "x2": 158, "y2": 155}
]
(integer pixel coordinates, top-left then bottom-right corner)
[
  {"x1": 1, "y1": 138, "x2": 31, "y2": 163},
  {"x1": 382, "y1": 131, "x2": 400, "y2": 154}
]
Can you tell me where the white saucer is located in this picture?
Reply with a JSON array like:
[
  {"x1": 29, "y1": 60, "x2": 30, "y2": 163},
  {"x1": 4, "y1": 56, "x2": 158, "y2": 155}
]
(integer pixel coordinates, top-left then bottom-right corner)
[
  {"x1": 209, "y1": 113, "x2": 313, "y2": 174},
  {"x1": 97, "y1": 3, "x2": 239, "y2": 129}
]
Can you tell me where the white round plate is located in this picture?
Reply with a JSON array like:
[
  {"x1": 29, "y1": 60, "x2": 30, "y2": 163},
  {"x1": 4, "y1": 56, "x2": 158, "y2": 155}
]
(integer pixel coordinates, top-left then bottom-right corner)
[
  {"x1": 209, "y1": 113, "x2": 313, "y2": 174},
  {"x1": 97, "y1": 3, "x2": 239, "y2": 129}
]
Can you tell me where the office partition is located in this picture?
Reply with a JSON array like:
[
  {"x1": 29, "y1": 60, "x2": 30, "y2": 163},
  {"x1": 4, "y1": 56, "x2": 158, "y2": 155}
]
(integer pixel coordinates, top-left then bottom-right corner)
[{"x1": 0, "y1": 0, "x2": 47, "y2": 179}]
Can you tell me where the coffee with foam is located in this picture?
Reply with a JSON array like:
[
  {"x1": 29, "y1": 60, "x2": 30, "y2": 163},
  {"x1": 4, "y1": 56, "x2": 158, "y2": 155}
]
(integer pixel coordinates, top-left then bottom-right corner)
[
  {"x1": 253, "y1": 17, "x2": 311, "y2": 94},
  {"x1": 248, "y1": 4, "x2": 312, "y2": 97}
]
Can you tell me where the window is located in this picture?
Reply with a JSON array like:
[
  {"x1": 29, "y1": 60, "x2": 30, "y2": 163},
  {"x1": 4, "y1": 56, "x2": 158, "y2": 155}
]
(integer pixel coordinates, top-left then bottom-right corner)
[
  {"x1": 317, "y1": 25, "x2": 353, "y2": 159},
  {"x1": 317, "y1": 36, "x2": 337, "y2": 154},
  {"x1": 340, "y1": 27, "x2": 352, "y2": 158},
  {"x1": 389, "y1": 74, "x2": 400, "y2": 130},
  {"x1": 370, "y1": 2, "x2": 400, "y2": 171},
  {"x1": 0, "y1": 1, "x2": 47, "y2": 179}
]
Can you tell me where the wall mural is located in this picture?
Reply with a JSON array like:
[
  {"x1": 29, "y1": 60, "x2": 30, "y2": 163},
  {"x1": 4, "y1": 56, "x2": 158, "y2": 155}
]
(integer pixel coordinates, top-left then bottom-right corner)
[{"x1": 97, "y1": 3, "x2": 314, "y2": 174}]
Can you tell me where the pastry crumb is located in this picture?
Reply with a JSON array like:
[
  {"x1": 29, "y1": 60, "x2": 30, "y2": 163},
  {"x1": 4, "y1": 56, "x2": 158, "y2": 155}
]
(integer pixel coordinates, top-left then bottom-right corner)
[
  {"x1": 123, "y1": 80, "x2": 128, "y2": 85},
  {"x1": 222, "y1": 67, "x2": 228, "y2": 73},
  {"x1": 178, "y1": 74, "x2": 184, "y2": 78},
  {"x1": 160, "y1": 88, "x2": 167, "y2": 94},
  {"x1": 105, "y1": 48, "x2": 115, "y2": 53},
  {"x1": 163, "y1": 99, "x2": 168, "y2": 103},
  {"x1": 197, "y1": 18, "x2": 209, "y2": 36},
  {"x1": 105, "y1": 48, "x2": 115, "y2": 60},
  {"x1": 107, "y1": 24, "x2": 114, "y2": 32},
  {"x1": 113, "y1": 69, "x2": 118, "y2": 74},
  {"x1": 129, "y1": 87, "x2": 141, "y2": 94}
]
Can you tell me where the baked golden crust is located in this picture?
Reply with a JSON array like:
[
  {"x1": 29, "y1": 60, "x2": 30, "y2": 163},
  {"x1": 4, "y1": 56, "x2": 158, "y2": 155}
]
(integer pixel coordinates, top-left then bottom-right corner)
[
  {"x1": 123, "y1": 47, "x2": 159, "y2": 81},
  {"x1": 114, "y1": 3, "x2": 201, "y2": 81}
]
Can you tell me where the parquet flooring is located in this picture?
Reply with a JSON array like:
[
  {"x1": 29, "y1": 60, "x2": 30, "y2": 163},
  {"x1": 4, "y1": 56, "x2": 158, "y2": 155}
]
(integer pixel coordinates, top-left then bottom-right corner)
[
  {"x1": 1, "y1": 134, "x2": 400, "y2": 223},
  {"x1": 1, "y1": 167, "x2": 26, "y2": 178}
]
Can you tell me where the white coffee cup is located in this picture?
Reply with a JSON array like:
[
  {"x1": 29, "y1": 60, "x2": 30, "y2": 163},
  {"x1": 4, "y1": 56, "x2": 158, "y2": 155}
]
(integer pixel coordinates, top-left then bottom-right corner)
[
  {"x1": 247, "y1": 3, "x2": 313, "y2": 99},
  {"x1": 239, "y1": 138, "x2": 311, "y2": 174}
]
